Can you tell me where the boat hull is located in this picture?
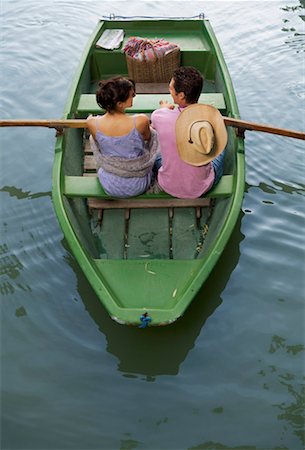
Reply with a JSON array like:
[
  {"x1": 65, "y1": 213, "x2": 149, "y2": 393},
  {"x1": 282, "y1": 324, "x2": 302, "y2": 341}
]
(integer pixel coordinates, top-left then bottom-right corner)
[{"x1": 52, "y1": 18, "x2": 245, "y2": 325}]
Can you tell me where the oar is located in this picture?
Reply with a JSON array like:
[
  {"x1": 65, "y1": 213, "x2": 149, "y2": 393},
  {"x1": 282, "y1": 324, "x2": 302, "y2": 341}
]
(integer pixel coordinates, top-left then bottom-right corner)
[
  {"x1": 223, "y1": 117, "x2": 305, "y2": 140},
  {"x1": 0, "y1": 118, "x2": 304, "y2": 140},
  {"x1": 0, "y1": 119, "x2": 87, "y2": 129}
]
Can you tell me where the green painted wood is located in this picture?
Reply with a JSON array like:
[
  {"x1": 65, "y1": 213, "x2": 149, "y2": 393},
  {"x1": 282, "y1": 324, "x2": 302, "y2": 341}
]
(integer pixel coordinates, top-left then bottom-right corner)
[
  {"x1": 126, "y1": 209, "x2": 170, "y2": 260},
  {"x1": 92, "y1": 209, "x2": 126, "y2": 259},
  {"x1": 76, "y1": 93, "x2": 226, "y2": 116},
  {"x1": 63, "y1": 175, "x2": 233, "y2": 199},
  {"x1": 92, "y1": 259, "x2": 204, "y2": 313},
  {"x1": 120, "y1": 30, "x2": 211, "y2": 52},
  {"x1": 171, "y1": 208, "x2": 204, "y2": 259}
]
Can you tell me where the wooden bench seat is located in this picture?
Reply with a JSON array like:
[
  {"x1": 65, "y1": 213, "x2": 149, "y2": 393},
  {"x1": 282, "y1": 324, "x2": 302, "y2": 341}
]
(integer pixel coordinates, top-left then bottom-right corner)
[
  {"x1": 76, "y1": 93, "x2": 226, "y2": 116},
  {"x1": 63, "y1": 175, "x2": 233, "y2": 209}
]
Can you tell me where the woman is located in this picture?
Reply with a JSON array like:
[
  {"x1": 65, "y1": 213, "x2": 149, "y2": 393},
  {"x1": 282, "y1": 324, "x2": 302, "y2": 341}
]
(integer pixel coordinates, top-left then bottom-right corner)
[{"x1": 86, "y1": 76, "x2": 158, "y2": 198}]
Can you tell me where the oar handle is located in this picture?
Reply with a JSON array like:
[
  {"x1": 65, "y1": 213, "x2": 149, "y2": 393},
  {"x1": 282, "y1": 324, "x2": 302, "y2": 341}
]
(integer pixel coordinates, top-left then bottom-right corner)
[
  {"x1": 224, "y1": 117, "x2": 305, "y2": 140},
  {"x1": 0, "y1": 119, "x2": 87, "y2": 128}
]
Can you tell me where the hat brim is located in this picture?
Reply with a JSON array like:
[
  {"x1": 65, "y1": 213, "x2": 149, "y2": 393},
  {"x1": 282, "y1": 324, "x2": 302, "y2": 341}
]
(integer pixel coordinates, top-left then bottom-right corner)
[{"x1": 176, "y1": 104, "x2": 228, "y2": 166}]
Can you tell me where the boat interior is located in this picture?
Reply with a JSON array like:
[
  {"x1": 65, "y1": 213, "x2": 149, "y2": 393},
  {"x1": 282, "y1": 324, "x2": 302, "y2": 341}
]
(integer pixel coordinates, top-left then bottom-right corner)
[{"x1": 60, "y1": 20, "x2": 240, "y2": 262}]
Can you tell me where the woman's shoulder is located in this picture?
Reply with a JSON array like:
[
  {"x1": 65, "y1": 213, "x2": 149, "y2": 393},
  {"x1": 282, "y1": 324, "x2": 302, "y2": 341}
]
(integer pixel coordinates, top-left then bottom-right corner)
[
  {"x1": 86, "y1": 114, "x2": 99, "y2": 135},
  {"x1": 86, "y1": 114, "x2": 97, "y2": 124},
  {"x1": 133, "y1": 114, "x2": 150, "y2": 139},
  {"x1": 134, "y1": 113, "x2": 149, "y2": 126}
]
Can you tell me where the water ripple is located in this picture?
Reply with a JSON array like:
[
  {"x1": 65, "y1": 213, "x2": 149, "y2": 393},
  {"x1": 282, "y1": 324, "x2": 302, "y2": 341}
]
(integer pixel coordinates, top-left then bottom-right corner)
[{"x1": 1, "y1": 2, "x2": 304, "y2": 449}]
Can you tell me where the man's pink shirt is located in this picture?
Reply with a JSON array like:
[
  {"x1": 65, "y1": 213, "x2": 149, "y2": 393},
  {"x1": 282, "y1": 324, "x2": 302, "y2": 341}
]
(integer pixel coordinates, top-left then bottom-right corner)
[{"x1": 151, "y1": 107, "x2": 215, "y2": 199}]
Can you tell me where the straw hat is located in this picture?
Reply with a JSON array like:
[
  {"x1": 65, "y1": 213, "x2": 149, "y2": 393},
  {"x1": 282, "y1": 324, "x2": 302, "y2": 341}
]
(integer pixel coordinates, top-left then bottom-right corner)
[{"x1": 176, "y1": 104, "x2": 228, "y2": 166}]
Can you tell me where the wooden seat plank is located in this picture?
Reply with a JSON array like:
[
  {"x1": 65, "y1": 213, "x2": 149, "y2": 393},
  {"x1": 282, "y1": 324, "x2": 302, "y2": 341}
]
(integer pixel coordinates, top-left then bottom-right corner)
[
  {"x1": 87, "y1": 198, "x2": 210, "y2": 209},
  {"x1": 84, "y1": 155, "x2": 97, "y2": 171},
  {"x1": 135, "y1": 83, "x2": 170, "y2": 94},
  {"x1": 84, "y1": 140, "x2": 92, "y2": 154}
]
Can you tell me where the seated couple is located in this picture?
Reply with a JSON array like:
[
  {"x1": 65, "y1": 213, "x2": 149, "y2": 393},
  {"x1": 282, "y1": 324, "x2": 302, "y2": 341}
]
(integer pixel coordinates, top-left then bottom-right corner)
[{"x1": 86, "y1": 67, "x2": 228, "y2": 199}]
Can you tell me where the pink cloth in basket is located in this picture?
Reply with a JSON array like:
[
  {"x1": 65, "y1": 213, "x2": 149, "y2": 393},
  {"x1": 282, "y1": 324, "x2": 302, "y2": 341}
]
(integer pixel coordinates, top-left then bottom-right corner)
[{"x1": 123, "y1": 37, "x2": 179, "y2": 62}]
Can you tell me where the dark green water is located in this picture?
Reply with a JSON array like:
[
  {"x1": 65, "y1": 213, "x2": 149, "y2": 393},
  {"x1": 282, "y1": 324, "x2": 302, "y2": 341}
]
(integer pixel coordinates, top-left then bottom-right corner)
[{"x1": 1, "y1": 1, "x2": 304, "y2": 449}]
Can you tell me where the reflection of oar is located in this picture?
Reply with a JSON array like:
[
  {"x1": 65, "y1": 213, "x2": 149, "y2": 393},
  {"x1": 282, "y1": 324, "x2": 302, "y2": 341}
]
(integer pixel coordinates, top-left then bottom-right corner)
[{"x1": 0, "y1": 118, "x2": 304, "y2": 140}]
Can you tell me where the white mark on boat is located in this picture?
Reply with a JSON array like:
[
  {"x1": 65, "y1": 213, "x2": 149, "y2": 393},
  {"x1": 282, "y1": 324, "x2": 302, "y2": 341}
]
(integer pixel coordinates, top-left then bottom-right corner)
[{"x1": 145, "y1": 263, "x2": 156, "y2": 275}]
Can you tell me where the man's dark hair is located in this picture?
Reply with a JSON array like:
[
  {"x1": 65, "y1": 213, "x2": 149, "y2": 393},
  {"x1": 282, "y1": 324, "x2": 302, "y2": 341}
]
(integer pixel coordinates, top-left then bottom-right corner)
[{"x1": 172, "y1": 67, "x2": 203, "y2": 103}]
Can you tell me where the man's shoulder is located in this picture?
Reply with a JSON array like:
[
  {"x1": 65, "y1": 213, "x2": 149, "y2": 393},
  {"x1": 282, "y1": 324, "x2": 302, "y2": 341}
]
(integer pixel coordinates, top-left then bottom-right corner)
[
  {"x1": 151, "y1": 107, "x2": 178, "y2": 122},
  {"x1": 152, "y1": 107, "x2": 177, "y2": 115}
]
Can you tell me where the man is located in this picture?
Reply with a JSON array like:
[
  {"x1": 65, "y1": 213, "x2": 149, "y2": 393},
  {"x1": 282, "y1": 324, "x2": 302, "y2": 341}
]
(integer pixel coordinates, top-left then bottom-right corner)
[{"x1": 151, "y1": 66, "x2": 227, "y2": 199}]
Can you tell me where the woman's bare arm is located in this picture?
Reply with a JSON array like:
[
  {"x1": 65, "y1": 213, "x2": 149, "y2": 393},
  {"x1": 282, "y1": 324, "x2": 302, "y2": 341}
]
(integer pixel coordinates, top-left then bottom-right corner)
[{"x1": 135, "y1": 114, "x2": 151, "y2": 140}]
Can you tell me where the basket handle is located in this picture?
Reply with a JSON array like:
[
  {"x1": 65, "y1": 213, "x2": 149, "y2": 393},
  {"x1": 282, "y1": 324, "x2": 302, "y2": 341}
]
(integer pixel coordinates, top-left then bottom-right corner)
[{"x1": 139, "y1": 39, "x2": 159, "y2": 62}]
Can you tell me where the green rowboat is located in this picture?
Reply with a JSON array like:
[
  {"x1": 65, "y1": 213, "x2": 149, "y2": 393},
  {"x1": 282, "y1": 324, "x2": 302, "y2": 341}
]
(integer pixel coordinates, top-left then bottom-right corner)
[{"x1": 52, "y1": 17, "x2": 245, "y2": 326}]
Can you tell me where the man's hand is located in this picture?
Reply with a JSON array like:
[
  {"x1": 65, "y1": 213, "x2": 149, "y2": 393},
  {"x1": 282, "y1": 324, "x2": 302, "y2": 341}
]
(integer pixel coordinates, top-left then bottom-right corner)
[{"x1": 159, "y1": 100, "x2": 175, "y2": 110}]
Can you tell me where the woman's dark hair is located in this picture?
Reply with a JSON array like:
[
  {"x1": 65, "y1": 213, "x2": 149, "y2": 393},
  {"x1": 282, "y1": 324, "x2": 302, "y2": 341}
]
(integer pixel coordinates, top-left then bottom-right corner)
[
  {"x1": 172, "y1": 67, "x2": 204, "y2": 103},
  {"x1": 96, "y1": 76, "x2": 135, "y2": 112}
]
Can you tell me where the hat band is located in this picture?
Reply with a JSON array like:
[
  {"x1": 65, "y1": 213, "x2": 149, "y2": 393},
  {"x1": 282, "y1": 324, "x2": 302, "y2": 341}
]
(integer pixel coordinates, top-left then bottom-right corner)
[{"x1": 188, "y1": 120, "x2": 214, "y2": 144}]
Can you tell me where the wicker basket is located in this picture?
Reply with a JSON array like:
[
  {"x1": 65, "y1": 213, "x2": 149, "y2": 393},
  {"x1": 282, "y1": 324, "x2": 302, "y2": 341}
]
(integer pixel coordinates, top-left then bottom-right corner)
[{"x1": 126, "y1": 46, "x2": 180, "y2": 83}]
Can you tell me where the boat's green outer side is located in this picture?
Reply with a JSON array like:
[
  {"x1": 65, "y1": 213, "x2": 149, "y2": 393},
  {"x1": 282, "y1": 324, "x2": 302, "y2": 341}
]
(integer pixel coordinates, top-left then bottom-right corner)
[{"x1": 52, "y1": 19, "x2": 245, "y2": 326}]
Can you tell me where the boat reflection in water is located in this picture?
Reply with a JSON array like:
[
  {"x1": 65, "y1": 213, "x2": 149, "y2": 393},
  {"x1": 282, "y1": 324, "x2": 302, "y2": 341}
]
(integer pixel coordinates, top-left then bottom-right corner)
[{"x1": 64, "y1": 212, "x2": 244, "y2": 378}]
